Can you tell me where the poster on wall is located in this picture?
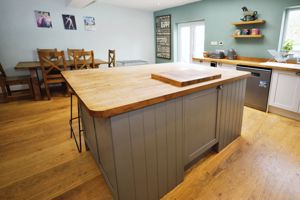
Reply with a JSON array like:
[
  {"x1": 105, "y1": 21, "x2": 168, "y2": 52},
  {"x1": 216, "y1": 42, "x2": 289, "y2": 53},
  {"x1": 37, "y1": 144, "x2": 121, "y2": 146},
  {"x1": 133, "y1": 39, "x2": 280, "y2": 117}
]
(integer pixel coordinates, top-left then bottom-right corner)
[
  {"x1": 62, "y1": 14, "x2": 77, "y2": 30},
  {"x1": 83, "y1": 16, "x2": 96, "y2": 31},
  {"x1": 34, "y1": 10, "x2": 52, "y2": 28},
  {"x1": 156, "y1": 15, "x2": 171, "y2": 60}
]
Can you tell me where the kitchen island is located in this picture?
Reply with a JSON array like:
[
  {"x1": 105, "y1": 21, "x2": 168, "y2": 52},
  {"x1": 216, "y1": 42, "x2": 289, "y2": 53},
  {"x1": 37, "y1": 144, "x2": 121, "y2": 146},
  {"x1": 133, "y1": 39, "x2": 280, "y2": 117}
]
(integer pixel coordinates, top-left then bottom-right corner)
[{"x1": 62, "y1": 63, "x2": 250, "y2": 200}]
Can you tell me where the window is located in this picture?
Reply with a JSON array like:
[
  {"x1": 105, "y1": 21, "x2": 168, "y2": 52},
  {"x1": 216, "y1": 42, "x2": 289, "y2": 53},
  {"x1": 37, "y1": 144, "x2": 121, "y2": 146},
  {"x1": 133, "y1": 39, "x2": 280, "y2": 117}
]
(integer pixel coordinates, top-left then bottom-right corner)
[
  {"x1": 178, "y1": 21, "x2": 205, "y2": 63},
  {"x1": 280, "y1": 7, "x2": 300, "y2": 53}
]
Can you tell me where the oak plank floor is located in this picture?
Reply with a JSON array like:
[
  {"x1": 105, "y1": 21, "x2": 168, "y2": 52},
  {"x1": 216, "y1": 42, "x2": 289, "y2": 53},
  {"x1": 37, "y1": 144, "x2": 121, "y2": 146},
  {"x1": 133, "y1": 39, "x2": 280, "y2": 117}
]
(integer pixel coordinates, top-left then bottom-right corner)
[{"x1": 0, "y1": 97, "x2": 299, "y2": 200}]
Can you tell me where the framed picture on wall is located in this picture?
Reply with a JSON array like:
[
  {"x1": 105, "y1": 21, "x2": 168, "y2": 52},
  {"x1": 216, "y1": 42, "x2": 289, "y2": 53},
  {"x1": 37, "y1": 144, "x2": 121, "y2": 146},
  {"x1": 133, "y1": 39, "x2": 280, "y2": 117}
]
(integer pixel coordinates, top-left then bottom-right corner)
[
  {"x1": 34, "y1": 10, "x2": 52, "y2": 28},
  {"x1": 156, "y1": 15, "x2": 171, "y2": 60},
  {"x1": 62, "y1": 14, "x2": 77, "y2": 30},
  {"x1": 83, "y1": 16, "x2": 96, "y2": 31}
]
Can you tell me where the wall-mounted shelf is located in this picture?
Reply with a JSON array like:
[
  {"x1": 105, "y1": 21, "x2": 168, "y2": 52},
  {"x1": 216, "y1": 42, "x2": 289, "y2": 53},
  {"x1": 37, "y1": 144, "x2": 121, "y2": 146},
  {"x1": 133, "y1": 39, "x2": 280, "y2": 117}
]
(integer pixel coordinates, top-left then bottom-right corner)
[
  {"x1": 233, "y1": 20, "x2": 265, "y2": 26},
  {"x1": 232, "y1": 35, "x2": 264, "y2": 38}
]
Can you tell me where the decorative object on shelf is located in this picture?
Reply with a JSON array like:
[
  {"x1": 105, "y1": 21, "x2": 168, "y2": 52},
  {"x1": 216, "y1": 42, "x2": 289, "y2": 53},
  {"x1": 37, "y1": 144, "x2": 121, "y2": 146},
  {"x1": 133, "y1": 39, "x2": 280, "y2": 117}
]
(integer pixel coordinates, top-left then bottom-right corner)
[
  {"x1": 234, "y1": 29, "x2": 241, "y2": 36},
  {"x1": 156, "y1": 15, "x2": 171, "y2": 60},
  {"x1": 242, "y1": 29, "x2": 251, "y2": 35},
  {"x1": 62, "y1": 14, "x2": 77, "y2": 30},
  {"x1": 251, "y1": 28, "x2": 260, "y2": 35},
  {"x1": 34, "y1": 10, "x2": 52, "y2": 28},
  {"x1": 83, "y1": 16, "x2": 96, "y2": 31},
  {"x1": 227, "y1": 49, "x2": 237, "y2": 60},
  {"x1": 241, "y1": 6, "x2": 258, "y2": 21}
]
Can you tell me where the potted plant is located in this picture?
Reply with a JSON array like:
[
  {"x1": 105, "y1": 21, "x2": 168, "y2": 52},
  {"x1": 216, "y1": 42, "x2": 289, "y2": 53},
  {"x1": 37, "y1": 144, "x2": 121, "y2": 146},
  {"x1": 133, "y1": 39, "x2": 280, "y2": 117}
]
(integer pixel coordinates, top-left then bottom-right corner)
[
  {"x1": 279, "y1": 40, "x2": 294, "y2": 62},
  {"x1": 282, "y1": 39, "x2": 294, "y2": 52}
]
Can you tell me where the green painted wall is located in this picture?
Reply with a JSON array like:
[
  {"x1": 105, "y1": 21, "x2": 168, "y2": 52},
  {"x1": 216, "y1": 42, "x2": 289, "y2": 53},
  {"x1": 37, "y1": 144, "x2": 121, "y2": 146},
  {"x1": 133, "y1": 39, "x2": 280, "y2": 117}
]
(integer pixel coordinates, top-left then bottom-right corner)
[{"x1": 154, "y1": 0, "x2": 300, "y2": 63}]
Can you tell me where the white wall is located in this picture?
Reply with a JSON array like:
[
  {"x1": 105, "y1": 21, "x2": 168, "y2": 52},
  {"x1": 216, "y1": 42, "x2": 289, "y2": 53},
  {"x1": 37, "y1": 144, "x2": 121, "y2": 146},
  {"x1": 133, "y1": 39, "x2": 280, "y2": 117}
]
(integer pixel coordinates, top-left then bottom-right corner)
[{"x1": 0, "y1": 0, "x2": 155, "y2": 75}]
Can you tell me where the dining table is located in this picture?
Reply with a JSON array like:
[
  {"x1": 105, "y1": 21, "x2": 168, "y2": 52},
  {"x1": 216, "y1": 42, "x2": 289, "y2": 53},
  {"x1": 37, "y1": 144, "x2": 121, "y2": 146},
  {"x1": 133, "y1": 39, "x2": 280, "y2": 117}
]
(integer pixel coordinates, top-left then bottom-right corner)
[{"x1": 15, "y1": 59, "x2": 108, "y2": 100}]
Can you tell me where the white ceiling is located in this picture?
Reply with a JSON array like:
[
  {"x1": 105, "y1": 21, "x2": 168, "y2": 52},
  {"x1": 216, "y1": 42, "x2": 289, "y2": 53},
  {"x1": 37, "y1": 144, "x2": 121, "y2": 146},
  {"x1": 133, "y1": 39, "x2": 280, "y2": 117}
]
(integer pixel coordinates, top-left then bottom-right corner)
[{"x1": 97, "y1": 0, "x2": 202, "y2": 11}]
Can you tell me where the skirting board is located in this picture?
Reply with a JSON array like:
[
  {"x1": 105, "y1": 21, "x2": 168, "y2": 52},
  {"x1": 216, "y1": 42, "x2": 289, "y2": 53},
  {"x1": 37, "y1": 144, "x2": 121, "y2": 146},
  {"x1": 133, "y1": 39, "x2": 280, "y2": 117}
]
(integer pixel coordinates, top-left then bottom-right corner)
[{"x1": 268, "y1": 105, "x2": 300, "y2": 121}]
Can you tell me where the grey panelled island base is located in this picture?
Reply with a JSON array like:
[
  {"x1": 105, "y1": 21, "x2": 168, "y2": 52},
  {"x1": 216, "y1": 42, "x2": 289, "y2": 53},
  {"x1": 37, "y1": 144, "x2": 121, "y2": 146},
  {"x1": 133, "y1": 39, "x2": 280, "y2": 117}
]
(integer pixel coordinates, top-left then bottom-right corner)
[{"x1": 62, "y1": 63, "x2": 249, "y2": 200}]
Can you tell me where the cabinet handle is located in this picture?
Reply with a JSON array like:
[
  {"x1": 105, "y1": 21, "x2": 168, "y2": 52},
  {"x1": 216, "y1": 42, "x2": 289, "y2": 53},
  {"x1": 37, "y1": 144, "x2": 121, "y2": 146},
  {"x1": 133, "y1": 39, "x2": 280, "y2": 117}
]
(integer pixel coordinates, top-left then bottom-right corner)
[
  {"x1": 217, "y1": 85, "x2": 224, "y2": 90},
  {"x1": 296, "y1": 72, "x2": 300, "y2": 76}
]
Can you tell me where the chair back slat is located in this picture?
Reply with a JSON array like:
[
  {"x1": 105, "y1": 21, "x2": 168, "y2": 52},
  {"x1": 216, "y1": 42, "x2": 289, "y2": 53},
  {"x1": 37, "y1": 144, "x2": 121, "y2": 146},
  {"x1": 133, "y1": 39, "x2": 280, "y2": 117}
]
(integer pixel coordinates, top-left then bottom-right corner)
[
  {"x1": 38, "y1": 51, "x2": 67, "y2": 80},
  {"x1": 68, "y1": 48, "x2": 85, "y2": 60},
  {"x1": 73, "y1": 50, "x2": 95, "y2": 70},
  {"x1": 0, "y1": 63, "x2": 7, "y2": 78},
  {"x1": 108, "y1": 49, "x2": 116, "y2": 67}
]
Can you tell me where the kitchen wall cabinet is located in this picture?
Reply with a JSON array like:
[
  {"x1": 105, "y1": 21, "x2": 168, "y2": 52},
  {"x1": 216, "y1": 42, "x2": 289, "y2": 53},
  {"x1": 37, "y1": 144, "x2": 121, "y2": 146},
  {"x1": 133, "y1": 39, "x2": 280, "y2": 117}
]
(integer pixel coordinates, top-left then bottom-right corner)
[{"x1": 269, "y1": 70, "x2": 300, "y2": 113}]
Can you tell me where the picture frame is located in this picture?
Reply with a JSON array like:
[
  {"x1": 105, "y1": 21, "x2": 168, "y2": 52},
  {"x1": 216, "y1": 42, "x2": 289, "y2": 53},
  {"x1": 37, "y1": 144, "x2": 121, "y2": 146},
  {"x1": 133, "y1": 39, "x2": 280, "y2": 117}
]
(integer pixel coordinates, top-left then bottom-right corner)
[
  {"x1": 83, "y1": 16, "x2": 96, "y2": 31},
  {"x1": 34, "y1": 10, "x2": 53, "y2": 28},
  {"x1": 156, "y1": 15, "x2": 171, "y2": 60},
  {"x1": 62, "y1": 14, "x2": 77, "y2": 30}
]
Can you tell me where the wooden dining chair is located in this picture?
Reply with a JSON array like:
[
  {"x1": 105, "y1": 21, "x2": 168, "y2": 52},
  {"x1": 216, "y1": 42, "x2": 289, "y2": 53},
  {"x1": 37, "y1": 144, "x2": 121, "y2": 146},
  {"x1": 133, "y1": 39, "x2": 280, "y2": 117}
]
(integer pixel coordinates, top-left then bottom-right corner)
[
  {"x1": 69, "y1": 50, "x2": 95, "y2": 152},
  {"x1": 108, "y1": 49, "x2": 116, "y2": 67},
  {"x1": 0, "y1": 63, "x2": 33, "y2": 102},
  {"x1": 73, "y1": 50, "x2": 95, "y2": 69},
  {"x1": 38, "y1": 50, "x2": 68, "y2": 100},
  {"x1": 67, "y1": 48, "x2": 84, "y2": 61},
  {"x1": 37, "y1": 48, "x2": 58, "y2": 53}
]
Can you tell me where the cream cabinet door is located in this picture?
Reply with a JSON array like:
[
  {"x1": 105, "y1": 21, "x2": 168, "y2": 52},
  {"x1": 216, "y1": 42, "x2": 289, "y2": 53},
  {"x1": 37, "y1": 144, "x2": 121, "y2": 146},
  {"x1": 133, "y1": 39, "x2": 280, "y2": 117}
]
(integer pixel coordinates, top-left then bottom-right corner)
[{"x1": 269, "y1": 70, "x2": 300, "y2": 112}]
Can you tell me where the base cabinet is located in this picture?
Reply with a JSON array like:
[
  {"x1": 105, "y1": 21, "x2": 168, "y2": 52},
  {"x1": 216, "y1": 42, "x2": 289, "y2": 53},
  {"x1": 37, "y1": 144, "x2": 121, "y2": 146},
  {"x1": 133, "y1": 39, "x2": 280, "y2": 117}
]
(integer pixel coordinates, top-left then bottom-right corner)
[
  {"x1": 269, "y1": 70, "x2": 300, "y2": 113},
  {"x1": 183, "y1": 88, "x2": 218, "y2": 165},
  {"x1": 79, "y1": 79, "x2": 247, "y2": 200}
]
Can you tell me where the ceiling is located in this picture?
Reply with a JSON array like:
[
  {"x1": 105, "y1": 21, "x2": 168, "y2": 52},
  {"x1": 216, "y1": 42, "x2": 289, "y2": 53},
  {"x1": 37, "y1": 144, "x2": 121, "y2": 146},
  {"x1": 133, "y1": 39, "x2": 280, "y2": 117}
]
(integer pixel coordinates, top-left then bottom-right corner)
[{"x1": 97, "y1": 0, "x2": 202, "y2": 11}]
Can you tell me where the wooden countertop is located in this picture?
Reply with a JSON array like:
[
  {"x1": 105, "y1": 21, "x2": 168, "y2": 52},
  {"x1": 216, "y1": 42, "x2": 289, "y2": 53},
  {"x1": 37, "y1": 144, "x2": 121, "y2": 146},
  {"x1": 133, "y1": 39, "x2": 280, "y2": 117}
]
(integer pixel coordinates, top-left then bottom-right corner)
[
  {"x1": 62, "y1": 63, "x2": 250, "y2": 118},
  {"x1": 193, "y1": 57, "x2": 300, "y2": 72}
]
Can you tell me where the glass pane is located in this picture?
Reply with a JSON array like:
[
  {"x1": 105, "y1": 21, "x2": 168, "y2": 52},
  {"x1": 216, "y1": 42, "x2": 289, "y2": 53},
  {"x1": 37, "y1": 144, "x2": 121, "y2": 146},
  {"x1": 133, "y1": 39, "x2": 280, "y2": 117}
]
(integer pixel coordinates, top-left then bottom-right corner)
[
  {"x1": 284, "y1": 9, "x2": 300, "y2": 51},
  {"x1": 179, "y1": 26, "x2": 190, "y2": 63},
  {"x1": 193, "y1": 24, "x2": 205, "y2": 58}
]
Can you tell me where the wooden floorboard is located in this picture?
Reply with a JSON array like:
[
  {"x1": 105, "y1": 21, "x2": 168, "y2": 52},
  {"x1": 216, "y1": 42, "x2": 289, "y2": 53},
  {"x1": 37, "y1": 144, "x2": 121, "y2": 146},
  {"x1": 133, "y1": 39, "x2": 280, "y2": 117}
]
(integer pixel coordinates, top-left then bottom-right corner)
[{"x1": 0, "y1": 97, "x2": 299, "y2": 200}]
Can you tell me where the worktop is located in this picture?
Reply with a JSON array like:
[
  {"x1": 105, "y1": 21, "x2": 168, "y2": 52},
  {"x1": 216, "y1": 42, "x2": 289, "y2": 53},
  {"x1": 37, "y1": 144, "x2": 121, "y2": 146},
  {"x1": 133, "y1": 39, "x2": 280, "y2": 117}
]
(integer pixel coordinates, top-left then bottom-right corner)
[
  {"x1": 193, "y1": 57, "x2": 300, "y2": 72},
  {"x1": 62, "y1": 63, "x2": 249, "y2": 117},
  {"x1": 63, "y1": 63, "x2": 249, "y2": 200}
]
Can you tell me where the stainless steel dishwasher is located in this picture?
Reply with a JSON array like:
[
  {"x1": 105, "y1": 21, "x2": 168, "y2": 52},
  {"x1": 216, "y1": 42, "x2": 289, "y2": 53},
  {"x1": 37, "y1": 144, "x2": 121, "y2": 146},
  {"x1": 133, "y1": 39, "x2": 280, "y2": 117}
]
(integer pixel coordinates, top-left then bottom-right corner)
[{"x1": 236, "y1": 65, "x2": 272, "y2": 112}]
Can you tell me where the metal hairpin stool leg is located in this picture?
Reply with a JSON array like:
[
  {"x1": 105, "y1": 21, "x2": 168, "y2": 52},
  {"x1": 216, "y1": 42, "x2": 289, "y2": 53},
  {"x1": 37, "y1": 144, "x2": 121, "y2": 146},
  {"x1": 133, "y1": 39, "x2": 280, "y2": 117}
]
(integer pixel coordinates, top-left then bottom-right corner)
[{"x1": 69, "y1": 93, "x2": 84, "y2": 152}]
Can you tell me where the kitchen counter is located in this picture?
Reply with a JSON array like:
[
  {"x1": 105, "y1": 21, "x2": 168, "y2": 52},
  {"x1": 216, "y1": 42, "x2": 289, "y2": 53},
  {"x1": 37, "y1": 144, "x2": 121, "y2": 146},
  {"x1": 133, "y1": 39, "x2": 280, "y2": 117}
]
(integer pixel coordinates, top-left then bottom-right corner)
[
  {"x1": 62, "y1": 63, "x2": 249, "y2": 117},
  {"x1": 193, "y1": 57, "x2": 300, "y2": 72},
  {"x1": 62, "y1": 63, "x2": 249, "y2": 200}
]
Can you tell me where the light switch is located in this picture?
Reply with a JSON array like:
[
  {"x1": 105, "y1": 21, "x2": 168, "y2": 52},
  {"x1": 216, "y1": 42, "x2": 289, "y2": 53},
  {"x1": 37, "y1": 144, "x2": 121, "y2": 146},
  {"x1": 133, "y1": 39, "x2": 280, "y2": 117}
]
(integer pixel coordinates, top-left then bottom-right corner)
[{"x1": 210, "y1": 41, "x2": 218, "y2": 45}]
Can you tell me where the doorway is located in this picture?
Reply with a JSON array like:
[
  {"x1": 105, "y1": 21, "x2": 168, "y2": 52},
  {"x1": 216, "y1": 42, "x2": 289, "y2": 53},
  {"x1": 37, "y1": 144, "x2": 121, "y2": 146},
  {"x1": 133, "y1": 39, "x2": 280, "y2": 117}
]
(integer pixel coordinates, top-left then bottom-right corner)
[{"x1": 178, "y1": 21, "x2": 205, "y2": 63}]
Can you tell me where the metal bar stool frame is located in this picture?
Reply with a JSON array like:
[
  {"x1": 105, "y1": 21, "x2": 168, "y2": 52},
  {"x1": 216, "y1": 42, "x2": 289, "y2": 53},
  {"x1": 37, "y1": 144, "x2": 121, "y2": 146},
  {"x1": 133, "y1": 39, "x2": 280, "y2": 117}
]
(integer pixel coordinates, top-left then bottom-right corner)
[{"x1": 69, "y1": 92, "x2": 84, "y2": 152}]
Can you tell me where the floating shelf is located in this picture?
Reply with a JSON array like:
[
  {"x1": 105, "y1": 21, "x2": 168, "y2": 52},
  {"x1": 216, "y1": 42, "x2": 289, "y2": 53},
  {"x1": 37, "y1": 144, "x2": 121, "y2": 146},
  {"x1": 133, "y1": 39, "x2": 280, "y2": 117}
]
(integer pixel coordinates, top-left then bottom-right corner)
[
  {"x1": 233, "y1": 20, "x2": 265, "y2": 26},
  {"x1": 232, "y1": 35, "x2": 264, "y2": 38}
]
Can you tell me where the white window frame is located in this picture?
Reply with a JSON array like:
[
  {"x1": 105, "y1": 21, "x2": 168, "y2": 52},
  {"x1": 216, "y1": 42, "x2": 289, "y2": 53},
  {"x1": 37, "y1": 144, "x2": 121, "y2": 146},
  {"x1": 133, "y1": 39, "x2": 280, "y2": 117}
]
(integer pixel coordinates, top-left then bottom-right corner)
[{"x1": 278, "y1": 6, "x2": 300, "y2": 55}]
